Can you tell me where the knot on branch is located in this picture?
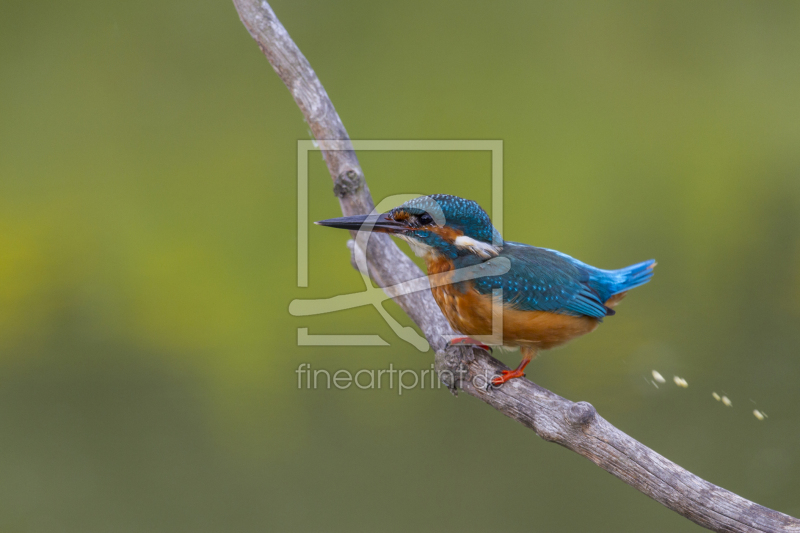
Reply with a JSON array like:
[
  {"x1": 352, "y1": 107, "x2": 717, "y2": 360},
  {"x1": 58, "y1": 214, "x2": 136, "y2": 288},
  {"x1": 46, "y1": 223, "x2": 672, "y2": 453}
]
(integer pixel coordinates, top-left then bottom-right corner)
[
  {"x1": 333, "y1": 168, "x2": 364, "y2": 198},
  {"x1": 566, "y1": 401, "x2": 596, "y2": 428},
  {"x1": 434, "y1": 344, "x2": 475, "y2": 396}
]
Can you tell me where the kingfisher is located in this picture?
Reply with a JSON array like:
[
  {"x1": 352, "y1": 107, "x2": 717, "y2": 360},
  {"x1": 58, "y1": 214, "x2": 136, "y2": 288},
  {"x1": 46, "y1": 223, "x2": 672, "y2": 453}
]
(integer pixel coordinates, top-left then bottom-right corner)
[{"x1": 317, "y1": 194, "x2": 655, "y2": 386}]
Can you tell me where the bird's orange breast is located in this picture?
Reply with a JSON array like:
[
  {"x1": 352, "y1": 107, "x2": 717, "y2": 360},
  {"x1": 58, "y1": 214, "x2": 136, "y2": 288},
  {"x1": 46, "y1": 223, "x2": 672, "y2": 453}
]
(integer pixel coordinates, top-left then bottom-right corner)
[{"x1": 427, "y1": 255, "x2": 599, "y2": 349}]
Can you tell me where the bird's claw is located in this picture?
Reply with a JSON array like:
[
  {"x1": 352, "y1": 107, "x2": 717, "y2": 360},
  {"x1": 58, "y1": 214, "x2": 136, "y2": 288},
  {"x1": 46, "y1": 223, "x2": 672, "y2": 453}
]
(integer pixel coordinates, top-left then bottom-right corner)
[{"x1": 491, "y1": 369, "x2": 526, "y2": 387}]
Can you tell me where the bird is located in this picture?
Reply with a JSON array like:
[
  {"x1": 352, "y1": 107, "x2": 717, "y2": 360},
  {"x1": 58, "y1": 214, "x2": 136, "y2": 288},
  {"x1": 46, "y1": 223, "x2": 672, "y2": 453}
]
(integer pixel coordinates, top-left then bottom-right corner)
[{"x1": 316, "y1": 194, "x2": 655, "y2": 386}]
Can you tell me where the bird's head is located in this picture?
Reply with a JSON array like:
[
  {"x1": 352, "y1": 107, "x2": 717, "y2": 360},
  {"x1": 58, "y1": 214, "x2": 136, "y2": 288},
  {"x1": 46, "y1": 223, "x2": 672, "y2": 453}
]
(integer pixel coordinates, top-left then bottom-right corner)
[{"x1": 316, "y1": 194, "x2": 503, "y2": 259}]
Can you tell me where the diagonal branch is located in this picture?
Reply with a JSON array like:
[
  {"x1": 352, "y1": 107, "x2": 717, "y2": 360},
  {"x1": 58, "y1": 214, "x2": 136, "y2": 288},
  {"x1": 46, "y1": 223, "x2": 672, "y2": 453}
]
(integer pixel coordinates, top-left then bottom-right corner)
[{"x1": 231, "y1": 2, "x2": 800, "y2": 531}]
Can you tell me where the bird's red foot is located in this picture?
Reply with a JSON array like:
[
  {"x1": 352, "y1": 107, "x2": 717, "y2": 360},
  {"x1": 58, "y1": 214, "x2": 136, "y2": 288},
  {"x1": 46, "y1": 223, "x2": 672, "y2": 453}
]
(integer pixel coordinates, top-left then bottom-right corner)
[
  {"x1": 491, "y1": 355, "x2": 533, "y2": 386},
  {"x1": 491, "y1": 368, "x2": 526, "y2": 386},
  {"x1": 448, "y1": 336, "x2": 492, "y2": 352}
]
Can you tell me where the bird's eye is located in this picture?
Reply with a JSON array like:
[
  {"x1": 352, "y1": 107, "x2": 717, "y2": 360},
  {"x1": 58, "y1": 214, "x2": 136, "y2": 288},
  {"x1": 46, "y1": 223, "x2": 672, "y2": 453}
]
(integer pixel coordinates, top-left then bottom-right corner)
[{"x1": 418, "y1": 213, "x2": 433, "y2": 225}]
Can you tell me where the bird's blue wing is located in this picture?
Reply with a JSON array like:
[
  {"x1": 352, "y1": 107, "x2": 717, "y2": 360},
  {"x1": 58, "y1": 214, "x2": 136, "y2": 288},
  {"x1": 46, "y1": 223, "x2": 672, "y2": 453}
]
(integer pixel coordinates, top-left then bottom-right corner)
[{"x1": 466, "y1": 242, "x2": 609, "y2": 318}]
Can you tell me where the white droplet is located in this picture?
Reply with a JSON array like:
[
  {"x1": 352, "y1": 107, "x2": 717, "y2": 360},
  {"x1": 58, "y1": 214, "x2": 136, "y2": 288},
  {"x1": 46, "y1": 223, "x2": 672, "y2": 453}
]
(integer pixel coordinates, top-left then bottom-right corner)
[
  {"x1": 652, "y1": 370, "x2": 666, "y2": 383},
  {"x1": 712, "y1": 392, "x2": 721, "y2": 401},
  {"x1": 722, "y1": 396, "x2": 732, "y2": 407},
  {"x1": 673, "y1": 376, "x2": 688, "y2": 388},
  {"x1": 753, "y1": 410, "x2": 765, "y2": 421}
]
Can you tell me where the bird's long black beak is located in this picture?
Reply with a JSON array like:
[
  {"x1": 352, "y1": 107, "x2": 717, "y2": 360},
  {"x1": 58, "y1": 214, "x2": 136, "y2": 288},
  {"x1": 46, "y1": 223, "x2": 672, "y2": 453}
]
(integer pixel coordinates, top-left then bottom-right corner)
[{"x1": 315, "y1": 213, "x2": 407, "y2": 234}]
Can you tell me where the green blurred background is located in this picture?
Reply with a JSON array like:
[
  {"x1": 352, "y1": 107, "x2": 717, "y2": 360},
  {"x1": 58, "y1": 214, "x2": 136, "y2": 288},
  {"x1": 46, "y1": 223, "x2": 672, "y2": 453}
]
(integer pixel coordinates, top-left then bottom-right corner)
[{"x1": 1, "y1": 0, "x2": 799, "y2": 531}]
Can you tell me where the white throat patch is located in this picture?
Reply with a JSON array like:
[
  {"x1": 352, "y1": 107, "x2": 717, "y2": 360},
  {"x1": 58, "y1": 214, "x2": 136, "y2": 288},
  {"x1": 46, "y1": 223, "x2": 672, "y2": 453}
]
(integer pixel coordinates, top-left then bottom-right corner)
[
  {"x1": 454, "y1": 236, "x2": 500, "y2": 258},
  {"x1": 397, "y1": 234, "x2": 436, "y2": 258}
]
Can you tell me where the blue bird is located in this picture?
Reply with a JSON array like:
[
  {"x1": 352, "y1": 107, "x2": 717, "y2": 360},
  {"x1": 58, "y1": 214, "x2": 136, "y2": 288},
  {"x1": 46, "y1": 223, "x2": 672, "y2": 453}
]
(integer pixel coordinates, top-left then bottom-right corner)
[{"x1": 317, "y1": 194, "x2": 655, "y2": 385}]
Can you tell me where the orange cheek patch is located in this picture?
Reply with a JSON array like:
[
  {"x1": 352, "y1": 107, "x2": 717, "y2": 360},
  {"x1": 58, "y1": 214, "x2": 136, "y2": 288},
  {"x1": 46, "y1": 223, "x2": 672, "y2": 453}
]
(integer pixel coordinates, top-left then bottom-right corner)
[{"x1": 430, "y1": 225, "x2": 463, "y2": 243}]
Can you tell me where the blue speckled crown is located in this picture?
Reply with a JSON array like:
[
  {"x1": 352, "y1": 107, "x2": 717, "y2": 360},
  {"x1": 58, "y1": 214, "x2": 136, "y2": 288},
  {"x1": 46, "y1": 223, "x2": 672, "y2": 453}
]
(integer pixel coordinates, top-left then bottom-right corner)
[{"x1": 393, "y1": 194, "x2": 503, "y2": 244}]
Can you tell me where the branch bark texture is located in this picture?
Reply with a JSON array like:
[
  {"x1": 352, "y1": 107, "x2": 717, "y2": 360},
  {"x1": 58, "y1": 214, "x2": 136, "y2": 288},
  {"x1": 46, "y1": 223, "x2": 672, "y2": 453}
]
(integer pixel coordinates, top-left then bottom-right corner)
[{"x1": 232, "y1": 2, "x2": 800, "y2": 531}]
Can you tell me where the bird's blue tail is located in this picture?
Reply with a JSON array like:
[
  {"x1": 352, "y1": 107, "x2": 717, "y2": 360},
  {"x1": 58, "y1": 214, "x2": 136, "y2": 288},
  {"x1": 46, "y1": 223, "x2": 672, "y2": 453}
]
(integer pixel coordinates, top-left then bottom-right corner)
[
  {"x1": 587, "y1": 259, "x2": 656, "y2": 301},
  {"x1": 603, "y1": 259, "x2": 657, "y2": 295}
]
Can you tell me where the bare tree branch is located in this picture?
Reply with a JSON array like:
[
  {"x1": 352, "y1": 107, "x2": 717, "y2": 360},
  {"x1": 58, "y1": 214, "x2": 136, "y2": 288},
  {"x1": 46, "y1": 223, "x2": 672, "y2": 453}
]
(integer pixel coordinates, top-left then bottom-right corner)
[{"x1": 232, "y1": 1, "x2": 800, "y2": 531}]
